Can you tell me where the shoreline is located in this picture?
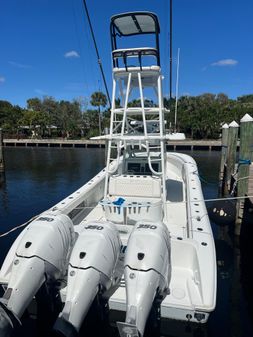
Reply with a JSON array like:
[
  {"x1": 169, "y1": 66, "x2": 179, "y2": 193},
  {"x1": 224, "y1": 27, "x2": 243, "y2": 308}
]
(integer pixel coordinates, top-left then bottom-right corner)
[{"x1": 2, "y1": 138, "x2": 226, "y2": 151}]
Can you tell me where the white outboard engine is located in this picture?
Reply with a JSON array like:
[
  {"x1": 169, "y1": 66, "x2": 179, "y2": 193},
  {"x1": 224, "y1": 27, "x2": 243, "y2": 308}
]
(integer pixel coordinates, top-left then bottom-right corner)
[
  {"x1": 53, "y1": 221, "x2": 122, "y2": 337},
  {"x1": 0, "y1": 213, "x2": 75, "y2": 337},
  {"x1": 117, "y1": 221, "x2": 171, "y2": 337}
]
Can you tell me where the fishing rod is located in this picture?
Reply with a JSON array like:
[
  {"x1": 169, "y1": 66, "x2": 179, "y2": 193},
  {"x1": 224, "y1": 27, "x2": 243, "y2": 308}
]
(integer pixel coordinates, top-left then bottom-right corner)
[{"x1": 82, "y1": 0, "x2": 111, "y2": 108}]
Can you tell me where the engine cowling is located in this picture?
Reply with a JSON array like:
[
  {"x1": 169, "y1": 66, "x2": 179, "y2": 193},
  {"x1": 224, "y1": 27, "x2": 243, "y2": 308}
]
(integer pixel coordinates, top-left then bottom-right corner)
[
  {"x1": 53, "y1": 221, "x2": 122, "y2": 337},
  {"x1": 0, "y1": 213, "x2": 75, "y2": 335},
  {"x1": 118, "y1": 221, "x2": 171, "y2": 337}
]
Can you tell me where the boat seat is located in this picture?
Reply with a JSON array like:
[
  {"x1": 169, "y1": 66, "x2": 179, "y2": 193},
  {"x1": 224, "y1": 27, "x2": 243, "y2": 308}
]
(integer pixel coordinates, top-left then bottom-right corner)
[
  {"x1": 109, "y1": 175, "x2": 161, "y2": 198},
  {"x1": 112, "y1": 47, "x2": 159, "y2": 70}
]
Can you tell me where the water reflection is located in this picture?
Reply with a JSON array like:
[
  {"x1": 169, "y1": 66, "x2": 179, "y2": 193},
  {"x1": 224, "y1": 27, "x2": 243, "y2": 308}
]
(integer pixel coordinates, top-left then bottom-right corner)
[{"x1": 0, "y1": 172, "x2": 8, "y2": 212}]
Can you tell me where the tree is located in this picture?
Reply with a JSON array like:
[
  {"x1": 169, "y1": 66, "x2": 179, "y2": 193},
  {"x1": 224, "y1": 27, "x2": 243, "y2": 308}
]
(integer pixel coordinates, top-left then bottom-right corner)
[
  {"x1": 27, "y1": 98, "x2": 42, "y2": 111},
  {"x1": 56, "y1": 100, "x2": 82, "y2": 138},
  {"x1": 19, "y1": 109, "x2": 40, "y2": 137},
  {"x1": 0, "y1": 100, "x2": 23, "y2": 135},
  {"x1": 90, "y1": 91, "x2": 107, "y2": 136}
]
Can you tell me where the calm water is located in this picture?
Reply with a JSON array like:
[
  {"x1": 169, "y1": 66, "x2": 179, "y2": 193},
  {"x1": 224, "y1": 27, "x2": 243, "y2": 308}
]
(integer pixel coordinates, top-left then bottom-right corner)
[{"x1": 0, "y1": 148, "x2": 252, "y2": 337}]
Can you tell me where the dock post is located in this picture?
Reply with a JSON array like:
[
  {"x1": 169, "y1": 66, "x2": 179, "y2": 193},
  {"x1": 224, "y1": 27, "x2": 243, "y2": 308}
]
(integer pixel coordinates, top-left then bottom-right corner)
[
  {"x1": 226, "y1": 121, "x2": 239, "y2": 195},
  {"x1": 235, "y1": 114, "x2": 253, "y2": 235},
  {"x1": 0, "y1": 128, "x2": 5, "y2": 173},
  {"x1": 219, "y1": 123, "x2": 229, "y2": 195}
]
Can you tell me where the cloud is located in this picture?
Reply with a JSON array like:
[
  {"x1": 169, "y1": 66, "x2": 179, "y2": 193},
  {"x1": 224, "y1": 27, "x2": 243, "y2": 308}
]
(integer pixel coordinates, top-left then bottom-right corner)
[
  {"x1": 0, "y1": 76, "x2": 5, "y2": 83},
  {"x1": 34, "y1": 89, "x2": 47, "y2": 95},
  {"x1": 65, "y1": 82, "x2": 85, "y2": 91},
  {"x1": 64, "y1": 50, "x2": 80, "y2": 58},
  {"x1": 8, "y1": 61, "x2": 32, "y2": 69},
  {"x1": 211, "y1": 59, "x2": 238, "y2": 67}
]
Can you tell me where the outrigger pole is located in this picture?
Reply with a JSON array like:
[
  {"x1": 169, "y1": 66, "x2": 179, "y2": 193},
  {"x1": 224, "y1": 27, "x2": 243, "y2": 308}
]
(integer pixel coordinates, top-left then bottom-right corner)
[
  {"x1": 82, "y1": 0, "x2": 112, "y2": 108},
  {"x1": 169, "y1": 0, "x2": 173, "y2": 100}
]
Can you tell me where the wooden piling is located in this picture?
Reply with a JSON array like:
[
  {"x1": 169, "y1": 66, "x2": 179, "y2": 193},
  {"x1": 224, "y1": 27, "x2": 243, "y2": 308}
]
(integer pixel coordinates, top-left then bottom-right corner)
[
  {"x1": 219, "y1": 123, "x2": 229, "y2": 195},
  {"x1": 0, "y1": 128, "x2": 5, "y2": 173},
  {"x1": 226, "y1": 121, "x2": 239, "y2": 195},
  {"x1": 235, "y1": 114, "x2": 253, "y2": 235}
]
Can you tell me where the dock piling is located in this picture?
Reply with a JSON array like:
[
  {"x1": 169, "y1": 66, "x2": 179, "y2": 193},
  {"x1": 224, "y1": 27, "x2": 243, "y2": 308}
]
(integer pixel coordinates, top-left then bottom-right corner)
[
  {"x1": 219, "y1": 123, "x2": 229, "y2": 195},
  {"x1": 235, "y1": 114, "x2": 253, "y2": 234},
  {"x1": 226, "y1": 121, "x2": 239, "y2": 194}
]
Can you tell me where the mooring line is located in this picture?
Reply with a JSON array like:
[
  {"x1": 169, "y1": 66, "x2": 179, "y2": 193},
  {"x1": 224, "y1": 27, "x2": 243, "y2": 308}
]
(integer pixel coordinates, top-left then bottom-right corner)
[
  {"x1": 0, "y1": 196, "x2": 252, "y2": 239},
  {"x1": 0, "y1": 216, "x2": 37, "y2": 238},
  {"x1": 0, "y1": 206, "x2": 96, "y2": 238},
  {"x1": 203, "y1": 195, "x2": 253, "y2": 203}
]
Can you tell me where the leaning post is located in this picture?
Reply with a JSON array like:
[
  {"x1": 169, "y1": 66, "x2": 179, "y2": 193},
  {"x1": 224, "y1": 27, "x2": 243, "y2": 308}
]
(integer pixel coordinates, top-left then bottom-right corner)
[
  {"x1": 0, "y1": 128, "x2": 5, "y2": 173},
  {"x1": 235, "y1": 113, "x2": 253, "y2": 235},
  {"x1": 219, "y1": 123, "x2": 229, "y2": 195},
  {"x1": 225, "y1": 121, "x2": 239, "y2": 195}
]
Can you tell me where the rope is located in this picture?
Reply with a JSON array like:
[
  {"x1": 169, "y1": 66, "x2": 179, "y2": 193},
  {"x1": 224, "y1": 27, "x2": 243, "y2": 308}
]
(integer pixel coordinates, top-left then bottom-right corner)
[
  {"x1": 230, "y1": 170, "x2": 253, "y2": 196},
  {"x1": 198, "y1": 174, "x2": 218, "y2": 185},
  {"x1": 201, "y1": 195, "x2": 253, "y2": 203},
  {"x1": 0, "y1": 195, "x2": 252, "y2": 239},
  {"x1": 0, "y1": 216, "x2": 38, "y2": 238},
  {"x1": 0, "y1": 205, "x2": 98, "y2": 239},
  {"x1": 193, "y1": 170, "x2": 218, "y2": 185}
]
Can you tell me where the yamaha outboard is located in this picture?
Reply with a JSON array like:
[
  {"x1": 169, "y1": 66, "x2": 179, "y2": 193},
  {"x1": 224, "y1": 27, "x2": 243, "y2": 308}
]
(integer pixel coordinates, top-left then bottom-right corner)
[
  {"x1": 0, "y1": 213, "x2": 75, "y2": 336},
  {"x1": 117, "y1": 221, "x2": 171, "y2": 337},
  {"x1": 53, "y1": 221, "x2": 122, "y2": 337}
]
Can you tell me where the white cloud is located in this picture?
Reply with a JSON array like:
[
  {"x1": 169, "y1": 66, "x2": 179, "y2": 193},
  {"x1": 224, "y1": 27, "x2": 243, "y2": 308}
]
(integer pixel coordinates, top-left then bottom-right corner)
[
  {"x1": 34, "y1": 89, "x2": 47, "y2": 95},
  {"x1": 211, "y1": 59, "x2": 238, "y2": 67},
  {"x1": 0, "y1": 76, "x2": 5, "y2": 83},
  {"x1": 64, "y1": 50, "x2": 80, "y2": 58},
  {"x1": 8, "y1": 61, "x2": 32, "y2": 69},
  {"x1": 65, "y1": 82, "x2": 85, "y2": 91}
]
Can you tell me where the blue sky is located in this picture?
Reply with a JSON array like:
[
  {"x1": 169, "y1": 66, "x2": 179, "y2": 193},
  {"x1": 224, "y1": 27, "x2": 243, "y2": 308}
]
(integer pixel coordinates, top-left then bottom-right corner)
[{"x1": 0, "y1": 0, "x2": 252, "y2": 108}]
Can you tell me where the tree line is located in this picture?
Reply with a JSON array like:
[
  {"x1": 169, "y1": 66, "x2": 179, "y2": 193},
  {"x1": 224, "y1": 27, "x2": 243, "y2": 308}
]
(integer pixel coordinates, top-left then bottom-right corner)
[
  {"x1": 165, "y1": 93, "x2": 253, "y2": 139},
  {"x1": 0, "y1": 92, "x2": 253, "y2": 140}
]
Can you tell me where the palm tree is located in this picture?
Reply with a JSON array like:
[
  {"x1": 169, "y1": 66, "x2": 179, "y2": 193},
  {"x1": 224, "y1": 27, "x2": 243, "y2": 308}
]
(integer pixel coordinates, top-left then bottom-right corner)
[{"x1": 90, "y1": 91, "x2": 107, "y2": 136}]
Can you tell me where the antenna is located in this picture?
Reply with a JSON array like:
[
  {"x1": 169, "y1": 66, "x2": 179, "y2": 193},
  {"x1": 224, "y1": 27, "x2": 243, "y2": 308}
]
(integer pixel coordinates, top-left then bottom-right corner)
[
  {"x1": 174, "y1": 47, "x2": 180, "y2": 132},
  {"x1": 82, "y1": 0, "x2": 111, "y2": 108}
]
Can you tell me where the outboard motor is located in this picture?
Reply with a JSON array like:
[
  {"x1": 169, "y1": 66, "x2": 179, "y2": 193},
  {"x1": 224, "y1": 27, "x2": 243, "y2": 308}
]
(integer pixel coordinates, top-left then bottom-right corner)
[
  {"x1": 0, "y1": 213, "x2": 75, "y2": 337},
  {"x1": 53, "y1": 221, "x2": 122, "y2": 337},
  {"x1": 117, "y1": 221, "x2": 171, "y2": 337}
]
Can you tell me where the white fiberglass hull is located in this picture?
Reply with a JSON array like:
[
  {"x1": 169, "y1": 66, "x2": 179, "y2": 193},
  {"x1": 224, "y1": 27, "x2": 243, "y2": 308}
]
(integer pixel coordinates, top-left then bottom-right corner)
[
  {"x1": 0, "y1": 152, "x2": 216, "y2": 334},
  {"x1": 108, "y1": 152, "x2": 216, "y2": 324}
]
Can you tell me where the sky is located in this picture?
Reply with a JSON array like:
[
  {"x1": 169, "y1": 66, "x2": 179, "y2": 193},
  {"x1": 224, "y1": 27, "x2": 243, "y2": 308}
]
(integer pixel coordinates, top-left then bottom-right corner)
[{"x1": 0, "y1": 0, "x2": 253, "y2": 108}]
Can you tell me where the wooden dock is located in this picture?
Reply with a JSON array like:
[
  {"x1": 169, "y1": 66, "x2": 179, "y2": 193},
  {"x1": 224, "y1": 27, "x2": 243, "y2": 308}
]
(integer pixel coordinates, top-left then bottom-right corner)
[{"x1": 3, "y1": 138, "x2": 224, "y2": 151}]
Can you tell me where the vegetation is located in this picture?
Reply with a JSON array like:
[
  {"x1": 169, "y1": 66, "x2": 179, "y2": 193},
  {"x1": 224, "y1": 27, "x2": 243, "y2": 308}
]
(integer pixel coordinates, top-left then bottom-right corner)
[
  {"x1": 1, "y1": 92, "x2": 253, "y2": 140},
  {"x1": 164, "y1": 93, "x2": 253, "y2": 139},
  {"x1": 90, "y1": 91, "x2": 107, "y2": 136}
]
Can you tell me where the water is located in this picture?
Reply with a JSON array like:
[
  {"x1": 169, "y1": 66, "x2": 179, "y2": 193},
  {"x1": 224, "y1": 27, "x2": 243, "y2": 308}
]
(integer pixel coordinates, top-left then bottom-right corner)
[{"x1": 0, "y1": 147, "x2": 252, "y2": 337}]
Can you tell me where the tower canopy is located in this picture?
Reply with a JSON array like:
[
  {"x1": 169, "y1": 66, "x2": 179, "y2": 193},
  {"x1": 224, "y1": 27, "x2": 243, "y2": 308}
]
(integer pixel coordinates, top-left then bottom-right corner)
[
  {"x1": 110, "y1": 12, "x2": 160, "y2": 36},
  {"x1": 110, "y1": 12, "x2": 161, "y2": 68}
]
